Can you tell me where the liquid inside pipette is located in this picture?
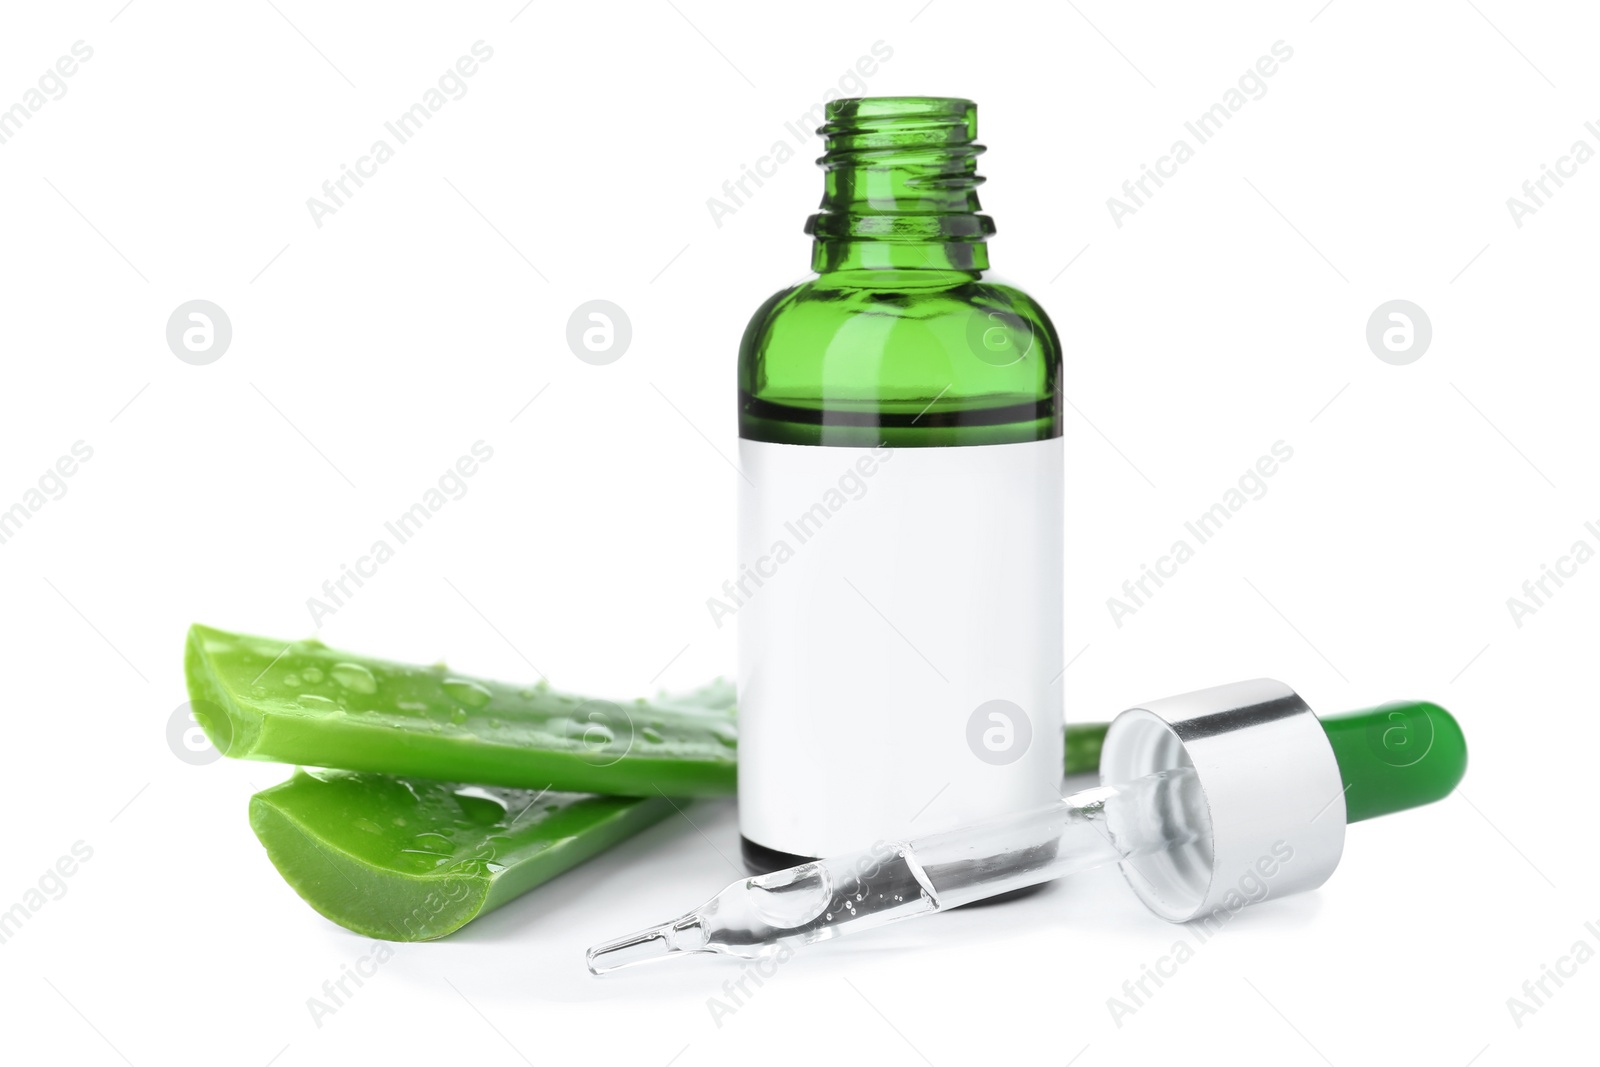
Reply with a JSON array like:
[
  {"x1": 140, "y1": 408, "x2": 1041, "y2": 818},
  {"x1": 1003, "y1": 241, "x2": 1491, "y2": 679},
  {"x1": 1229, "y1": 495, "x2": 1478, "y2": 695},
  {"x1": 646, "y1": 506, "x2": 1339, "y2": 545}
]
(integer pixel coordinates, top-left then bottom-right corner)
[{"x1": 588, "y1": 765, "x2": 1207, "y2": 974}]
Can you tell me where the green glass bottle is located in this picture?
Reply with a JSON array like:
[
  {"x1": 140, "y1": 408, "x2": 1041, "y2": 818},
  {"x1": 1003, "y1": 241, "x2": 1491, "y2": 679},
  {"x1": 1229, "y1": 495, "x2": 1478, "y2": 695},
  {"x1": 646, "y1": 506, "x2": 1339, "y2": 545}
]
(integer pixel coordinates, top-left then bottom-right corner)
[{"x1": 735, "y1": 97, "x2": 1064, "y2": 870}]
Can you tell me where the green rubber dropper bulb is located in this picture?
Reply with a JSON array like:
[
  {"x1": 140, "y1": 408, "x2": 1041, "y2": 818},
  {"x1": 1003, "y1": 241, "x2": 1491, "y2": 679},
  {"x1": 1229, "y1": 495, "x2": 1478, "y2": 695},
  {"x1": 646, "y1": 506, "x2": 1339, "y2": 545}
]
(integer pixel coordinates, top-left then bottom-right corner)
[{"x1": 1317, "y1": 700, "x2": 1468, "y2": 822}]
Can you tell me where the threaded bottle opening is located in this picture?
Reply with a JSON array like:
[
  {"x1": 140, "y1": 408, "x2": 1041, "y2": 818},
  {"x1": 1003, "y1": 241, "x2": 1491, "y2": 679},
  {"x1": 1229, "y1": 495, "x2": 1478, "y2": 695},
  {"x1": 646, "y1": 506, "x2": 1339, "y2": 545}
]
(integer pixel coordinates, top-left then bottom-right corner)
[
  {"x1": 807, "y1": 96, "x2": 994, "y2": 244},
  {"x1": 818, "y1": 96, "x2": 980, "y2": 160}
]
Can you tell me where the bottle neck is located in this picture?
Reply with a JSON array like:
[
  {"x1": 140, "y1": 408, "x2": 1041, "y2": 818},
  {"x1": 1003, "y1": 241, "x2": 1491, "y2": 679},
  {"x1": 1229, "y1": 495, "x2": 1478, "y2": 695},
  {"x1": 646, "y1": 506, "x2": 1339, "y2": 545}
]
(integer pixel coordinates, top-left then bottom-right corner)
[
  {"x1": 805, "y1": 97, "x2": 994, "y2": 275},
  {"x1": 811, "y1": 239, "x2": 989, "y2": 273}
]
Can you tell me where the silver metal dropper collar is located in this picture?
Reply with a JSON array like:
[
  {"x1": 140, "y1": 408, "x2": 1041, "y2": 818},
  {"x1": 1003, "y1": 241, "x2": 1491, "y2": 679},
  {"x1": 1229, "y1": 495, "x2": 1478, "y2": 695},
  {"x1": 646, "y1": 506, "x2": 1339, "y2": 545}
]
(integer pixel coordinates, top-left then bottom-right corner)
[{"x1": 1099, "y1": 678, "x2": 1347, "y2": 923}]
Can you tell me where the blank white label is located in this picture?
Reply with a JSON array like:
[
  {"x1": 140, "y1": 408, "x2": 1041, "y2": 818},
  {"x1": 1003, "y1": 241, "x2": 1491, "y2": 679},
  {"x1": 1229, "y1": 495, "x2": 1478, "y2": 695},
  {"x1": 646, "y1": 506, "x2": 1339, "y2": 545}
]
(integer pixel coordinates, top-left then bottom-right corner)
[{"x1": 737, "y1": 437, "x2": 1064, "y2": 858}]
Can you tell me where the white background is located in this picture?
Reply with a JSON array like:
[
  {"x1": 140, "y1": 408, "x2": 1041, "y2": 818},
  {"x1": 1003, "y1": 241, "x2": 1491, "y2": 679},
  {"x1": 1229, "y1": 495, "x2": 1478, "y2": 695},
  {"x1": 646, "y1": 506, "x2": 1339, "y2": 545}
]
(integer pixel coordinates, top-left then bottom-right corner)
[{"x1": 1, "y1": 1, "x2": 1595, "y2": 1064}]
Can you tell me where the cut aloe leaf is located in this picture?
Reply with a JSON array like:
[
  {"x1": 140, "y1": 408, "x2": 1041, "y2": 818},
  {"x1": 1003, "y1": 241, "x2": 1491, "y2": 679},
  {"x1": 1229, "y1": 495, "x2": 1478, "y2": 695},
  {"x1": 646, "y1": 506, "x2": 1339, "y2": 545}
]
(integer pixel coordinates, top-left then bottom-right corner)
[
  {"x1": 251, "y1": 771, "x2": 673, "y2": 941},
  {"x1": 186, "y1": 624, "x2": 739, "y2": 796},
  {"x1": 190, "y1": 624, "x2": 1107, "y2": 799}
]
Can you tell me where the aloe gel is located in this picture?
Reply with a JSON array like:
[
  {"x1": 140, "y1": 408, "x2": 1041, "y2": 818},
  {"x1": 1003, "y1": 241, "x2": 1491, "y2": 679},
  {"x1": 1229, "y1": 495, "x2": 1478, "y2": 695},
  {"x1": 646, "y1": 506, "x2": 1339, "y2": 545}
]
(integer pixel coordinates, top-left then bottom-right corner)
[
  {"x1": 251, "y1": 772, "x2": 674, "y2": 941},
  {"x1": 735, "y1": 98, "x2": 1065, "y2": 869}
]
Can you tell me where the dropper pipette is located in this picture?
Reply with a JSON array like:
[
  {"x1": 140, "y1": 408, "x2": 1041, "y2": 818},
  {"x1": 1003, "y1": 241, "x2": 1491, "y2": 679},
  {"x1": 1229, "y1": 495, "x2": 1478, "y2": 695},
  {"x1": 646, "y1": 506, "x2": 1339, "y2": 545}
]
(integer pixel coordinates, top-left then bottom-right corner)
[
  {"x1": 589, "y1": 766, "x2": 1203, "y2": 972},
  {"x1": 589, "y1": 679, "x2": 1467, "y2": 974}
]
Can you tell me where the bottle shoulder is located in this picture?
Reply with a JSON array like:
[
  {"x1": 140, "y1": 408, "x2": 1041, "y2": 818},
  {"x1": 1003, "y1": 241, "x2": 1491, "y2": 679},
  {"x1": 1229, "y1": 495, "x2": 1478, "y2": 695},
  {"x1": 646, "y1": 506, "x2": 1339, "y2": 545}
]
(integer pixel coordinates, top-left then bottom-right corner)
[
  {"x1": 742, "y1": 271, "x2": 1058, "y2": 350},
  {"x1": 738, "y1": 269, "x2": 1062, "y2": 447}
]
